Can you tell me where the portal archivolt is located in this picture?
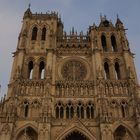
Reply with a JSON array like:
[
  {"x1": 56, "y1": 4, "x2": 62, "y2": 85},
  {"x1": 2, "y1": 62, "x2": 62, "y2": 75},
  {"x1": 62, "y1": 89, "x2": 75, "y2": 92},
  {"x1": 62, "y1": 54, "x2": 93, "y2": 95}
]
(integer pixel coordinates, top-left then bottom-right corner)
[
  {"x1": 63, "y1": 131, "x2": 90, "y2": 140},
  {"x1": 16, "y1": 126, "x2": 38, "y2": 140},
  {"x1": 114, "y1": 125, "x2": 134, "y2": 140}
]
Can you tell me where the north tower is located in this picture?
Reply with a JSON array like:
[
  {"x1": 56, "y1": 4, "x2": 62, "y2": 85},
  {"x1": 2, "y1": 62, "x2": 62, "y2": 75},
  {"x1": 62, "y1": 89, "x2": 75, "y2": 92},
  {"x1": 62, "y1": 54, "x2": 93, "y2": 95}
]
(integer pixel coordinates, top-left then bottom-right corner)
[{"x1": 0, "y1": 8, "x2": 140, "y2": 140}]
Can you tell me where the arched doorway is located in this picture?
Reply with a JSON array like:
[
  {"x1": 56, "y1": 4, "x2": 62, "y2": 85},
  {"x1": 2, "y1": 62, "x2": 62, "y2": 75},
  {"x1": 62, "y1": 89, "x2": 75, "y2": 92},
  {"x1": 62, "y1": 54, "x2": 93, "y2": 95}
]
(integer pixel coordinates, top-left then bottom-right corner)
[
  {"x1": 16, "y1": 126, "x2": 38, "y2": 140},
  {"x1": 114, "y1": 125, "x2": 134, "y2": 140},
  {"x1": 63, "y1": 131, "x2": 90, "y2": 140}
]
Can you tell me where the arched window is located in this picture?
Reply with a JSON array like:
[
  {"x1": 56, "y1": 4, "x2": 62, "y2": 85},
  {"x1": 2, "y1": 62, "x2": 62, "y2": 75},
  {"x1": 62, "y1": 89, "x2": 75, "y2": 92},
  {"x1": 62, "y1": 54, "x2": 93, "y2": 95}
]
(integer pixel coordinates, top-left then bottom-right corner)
[
  {"x1": 41, "y1": 27, "x2": 46, "y2": 40},
  {"x1": 121, "y1": 105, "x2": 125, "y2": 118},
  {"x1": 39, "y1": 61, "x2": 45, "y2": 79},
  {"x1": 55, "y1": 102, "x2": 64, "y2": 119},
  {"x1": 56, "y1": 106, "x2": 59, "y2": 119},
  {"x1": 101, "y1": 35, "x2": 107, "y2": 52},
  {"x1": 24, "y1": 101, "x2": 29, "y2": 117},
  {"x1": 31, "y1": 27, "x2": 38, "y2": 40},
  {"x1": 111, "y1": 35, "x2": 117, "y2": 52},
  {"x1": 115, "y1": 62, "x2": 121, "y2": 79},
  {"x1": 104, "y1": 62, "x2": 110, "y2": 79},
  {"x1": 60, "y1": 106, "x2": 64, "y2": 119},
  {"x1": 121, "y1": 101, "x2": 128, "y2": 118},
  {"x1": 77, "y1": 102, "x2": 84, "y2": 119},
  {"x1": 28, "y1": 61, "x2": 33, "y2": 79},
  {"x1": 86, "y1": 102, "x2": 94, "y2": 119},
  {"x1": 66, "y1": 102, "x2": 74, "y2": 119}
]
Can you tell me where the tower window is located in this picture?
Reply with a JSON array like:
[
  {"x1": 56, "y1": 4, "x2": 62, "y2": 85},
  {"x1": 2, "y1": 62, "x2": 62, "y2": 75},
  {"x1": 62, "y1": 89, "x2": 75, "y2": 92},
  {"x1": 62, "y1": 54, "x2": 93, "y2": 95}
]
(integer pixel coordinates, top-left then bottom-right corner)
[
  {"x1": 101, "y1": 35, "x2": 107, "y2": 52},
  {"x1": 111, "y1": 35, "x2": 117, "y2": 52},
  {"x1": 31, "y1": 27, "x2": 38, "y2": 40},
  {"x1": 115, "y1": 62, "x2": 121, "y2": 79},
  {"x1": 39, "y1": 61, "x2": 45, "y2": 79},
  {"x1": 104, "y1": 62, "x2": 110, "y2": 79},
  {"x1": 41, "y1": 27, "x2": 46, "y2": 40},
  {"x1": 28, "y1": 61, "x2": 33, "y2": 79}
]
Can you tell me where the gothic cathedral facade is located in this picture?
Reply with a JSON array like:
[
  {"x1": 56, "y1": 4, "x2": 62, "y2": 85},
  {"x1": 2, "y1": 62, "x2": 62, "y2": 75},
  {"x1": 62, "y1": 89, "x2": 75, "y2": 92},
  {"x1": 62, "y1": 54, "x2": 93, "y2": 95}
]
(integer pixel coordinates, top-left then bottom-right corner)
[{"x1": 0, "y1": 8, "x2": 140, "y2": 140}]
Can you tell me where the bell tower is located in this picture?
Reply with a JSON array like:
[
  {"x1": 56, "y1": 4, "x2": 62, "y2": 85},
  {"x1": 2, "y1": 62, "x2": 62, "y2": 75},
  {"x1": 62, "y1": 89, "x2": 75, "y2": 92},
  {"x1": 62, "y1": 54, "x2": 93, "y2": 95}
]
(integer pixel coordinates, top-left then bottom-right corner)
[{"x1": 0, "y1": 8, "x2": 140, "y2": 140}]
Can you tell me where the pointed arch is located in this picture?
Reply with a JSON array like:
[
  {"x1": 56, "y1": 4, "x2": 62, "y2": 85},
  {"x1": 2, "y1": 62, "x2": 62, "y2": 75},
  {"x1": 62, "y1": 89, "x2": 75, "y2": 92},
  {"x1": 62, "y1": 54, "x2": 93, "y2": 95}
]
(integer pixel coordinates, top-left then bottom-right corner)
[
  {"x1": 77, "y1": 102, "x2": 84, "y2": 119},
  {"x1": 55, "y1": 102, "x2": 64, "y2": 119},
  {"x1": 115, "y1": 62, "x2": 121, "y2": 79},
  {"x1": 104, "y1": 62, "x2": 110, "y2": 79},
  {"x1": 66, "y1": 102, "x2": 74, "y2": 119},
  {"x1": 39, "y1": 61, "x2": 45, "y2": 79},
  {"x1": 56, "y1": 125, "x2": 96, "y2": 140},
  {"x1": 31, "y1": 27, "x2": 38, "y2": 40},
  {"x1": 28, "y1": 61, "x2": 33, "y2": 79},
  {"x1": 113, "y1": 123, "x2": 137, "y2": 140},
  {"x1": 86, "y1": 102, "x2": 95, "y2": 119},
  {"x1": 63, "y1": 131, "x2": 90, "y2": 140},
  {"x1": 111, "y1": 35, "x2": 117, "y2": 52},
  {"x1": 15, "y1": 125, "x2": 38, "y2": 140},
  {"x1": 101, "y1": 34, "x2": 107, "y2": 52},
  {"x1": 114, "y1": 125, "x2": 135, "y2": 140},
  {"x1": 41, "y1": 27, "x2": 46, "y2": 40}
]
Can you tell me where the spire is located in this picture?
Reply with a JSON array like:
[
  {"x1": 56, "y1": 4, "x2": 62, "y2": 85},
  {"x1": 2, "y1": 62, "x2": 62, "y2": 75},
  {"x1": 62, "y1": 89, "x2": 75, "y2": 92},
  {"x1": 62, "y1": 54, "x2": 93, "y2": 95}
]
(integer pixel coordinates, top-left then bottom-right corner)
[
  {"x1": 115, "y1": 14, "x2": 124, "y2": 29},
  {"x1": 23, "y1": 3, "x2": 32, "y2": 19},
  {"x1": 72, "y1": 27, "x2": 74, "y2": 35},
  {"x1": 116, "y1": 14, "x2": 123, "y2": 24},
  {"x1": 28, "y1": 3, "x2": 31, "y2": 9}
]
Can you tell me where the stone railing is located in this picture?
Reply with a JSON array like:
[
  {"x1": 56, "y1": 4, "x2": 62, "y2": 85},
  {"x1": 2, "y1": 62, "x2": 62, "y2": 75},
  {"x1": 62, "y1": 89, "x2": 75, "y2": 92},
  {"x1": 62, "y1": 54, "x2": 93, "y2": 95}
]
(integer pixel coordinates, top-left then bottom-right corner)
[
  {"x1": 55, "y1": 81, "x2": 95, "y2": 98},
  {"x1": 97, "y1": 79, "x2": 136, "y2": 97},
  {"x1": 16, "y1": 79, "x2": 46, "y2": 96},
  {"x1": 57, "y1": 35, "x2": 89, "y2": 43}
]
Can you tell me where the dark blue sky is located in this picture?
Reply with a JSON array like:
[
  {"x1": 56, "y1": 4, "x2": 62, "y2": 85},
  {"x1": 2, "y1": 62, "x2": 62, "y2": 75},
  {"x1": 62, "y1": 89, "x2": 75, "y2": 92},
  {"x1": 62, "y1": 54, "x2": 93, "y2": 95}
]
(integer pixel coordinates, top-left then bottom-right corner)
[{"x1": 0, "y1": 0, "x2": 140, "y2": 96}]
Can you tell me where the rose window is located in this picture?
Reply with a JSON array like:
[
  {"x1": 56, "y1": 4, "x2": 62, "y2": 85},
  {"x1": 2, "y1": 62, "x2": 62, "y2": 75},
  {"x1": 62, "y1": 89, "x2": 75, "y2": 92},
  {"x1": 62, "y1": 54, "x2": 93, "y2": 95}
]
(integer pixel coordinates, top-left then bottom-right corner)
[{"x1": 61, "y1": 60, "x2": 87, "y2": 81}]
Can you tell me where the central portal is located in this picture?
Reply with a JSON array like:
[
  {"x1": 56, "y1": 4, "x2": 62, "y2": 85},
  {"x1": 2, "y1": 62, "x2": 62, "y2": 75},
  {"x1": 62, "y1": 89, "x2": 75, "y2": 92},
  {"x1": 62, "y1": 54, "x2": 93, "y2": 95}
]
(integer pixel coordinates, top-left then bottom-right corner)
[{"x1": 63, "y1": 131, "x2": 90, "y2": 140}]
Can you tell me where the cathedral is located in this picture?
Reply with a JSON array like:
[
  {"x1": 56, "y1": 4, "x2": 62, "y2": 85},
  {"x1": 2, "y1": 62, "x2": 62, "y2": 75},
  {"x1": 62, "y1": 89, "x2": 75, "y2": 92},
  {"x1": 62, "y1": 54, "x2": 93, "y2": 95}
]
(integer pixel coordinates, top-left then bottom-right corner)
[{"x1": 0, "y1": 7, "x2": 140, "y2": 140}]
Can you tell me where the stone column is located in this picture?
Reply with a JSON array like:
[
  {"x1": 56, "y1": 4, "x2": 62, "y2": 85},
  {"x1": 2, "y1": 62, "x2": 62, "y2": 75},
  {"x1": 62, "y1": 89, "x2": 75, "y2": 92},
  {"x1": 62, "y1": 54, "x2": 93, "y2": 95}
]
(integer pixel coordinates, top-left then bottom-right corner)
[
  {"x1": 101, "y1": 130, "x2": 107, "y2": 140},
  {"x1": 33, "y1": 63, "x2": 39, "y2": 79},
  {"x1": 109, "y1": 63, "x2": 115, "y2": 80},
  {"x1": 106, "y1": 35, "x2": 112, "y2": 52},
  {"x1": 46, "y1": 49, "x2": 53, "y2": 74}
]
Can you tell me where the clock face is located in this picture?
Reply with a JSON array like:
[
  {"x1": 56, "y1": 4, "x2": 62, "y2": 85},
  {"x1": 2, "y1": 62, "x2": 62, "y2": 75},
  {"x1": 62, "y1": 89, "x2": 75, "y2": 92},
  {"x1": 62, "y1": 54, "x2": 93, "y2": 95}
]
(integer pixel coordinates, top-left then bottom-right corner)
[{"x1": 61, "y1": 60, "x2": 87, "y2": 81}]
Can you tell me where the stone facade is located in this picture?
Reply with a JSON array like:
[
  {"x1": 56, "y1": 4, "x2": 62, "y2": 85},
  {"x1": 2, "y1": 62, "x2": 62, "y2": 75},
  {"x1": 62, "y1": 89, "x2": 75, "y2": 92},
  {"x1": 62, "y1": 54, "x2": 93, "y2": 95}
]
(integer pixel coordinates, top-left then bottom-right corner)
[{"x1": 0, "y1": 8, "x2": 140, "y2": 140}]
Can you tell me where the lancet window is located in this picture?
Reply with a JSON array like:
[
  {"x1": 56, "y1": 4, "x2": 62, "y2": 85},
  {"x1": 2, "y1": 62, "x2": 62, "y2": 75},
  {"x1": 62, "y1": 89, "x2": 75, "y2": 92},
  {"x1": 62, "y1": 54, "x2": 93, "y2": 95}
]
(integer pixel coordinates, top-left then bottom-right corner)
[
  {"x1": 104, "y1": 62, "x2": 110, "y2": 79},
  {"x1": 39, "y1": 61, "x2": 45, "y2": 79},
  {"x1": 86, "y1": 102, "x2": 94, "y2": 119},
  {"x1": 28, "y1": 61, "x2": 33, "y2": 79},
  {"x1": 66, "y1": 102, "x2": 74, "y2": 119},
  {"x1": 31, "y1": 27, "x2": 38, "y2": 40},
  {"x1": 23, "y1": 101, "x2": 29, "y2": 117},
  {"x1": 115, "y1": 62, "x2": 121, "y2": 79},
  {"x1": 55, "y1": 102, "x2": 64, "y2": 119},
  {"x1": 121, "y1": 101, "x2": 128, "y2": 118},
  {"x1": 101, "y1": 35, "x2": 107, "y2": 52},
  {"x1": 41, "y1": 27, "x2": 46, "y2": 40},
  {"x1": 77, "y1": 102, "x2": 84, "y2": 119},
  {"x1": 111, "y1": 35, "x2": 117, "y2": 52}
]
